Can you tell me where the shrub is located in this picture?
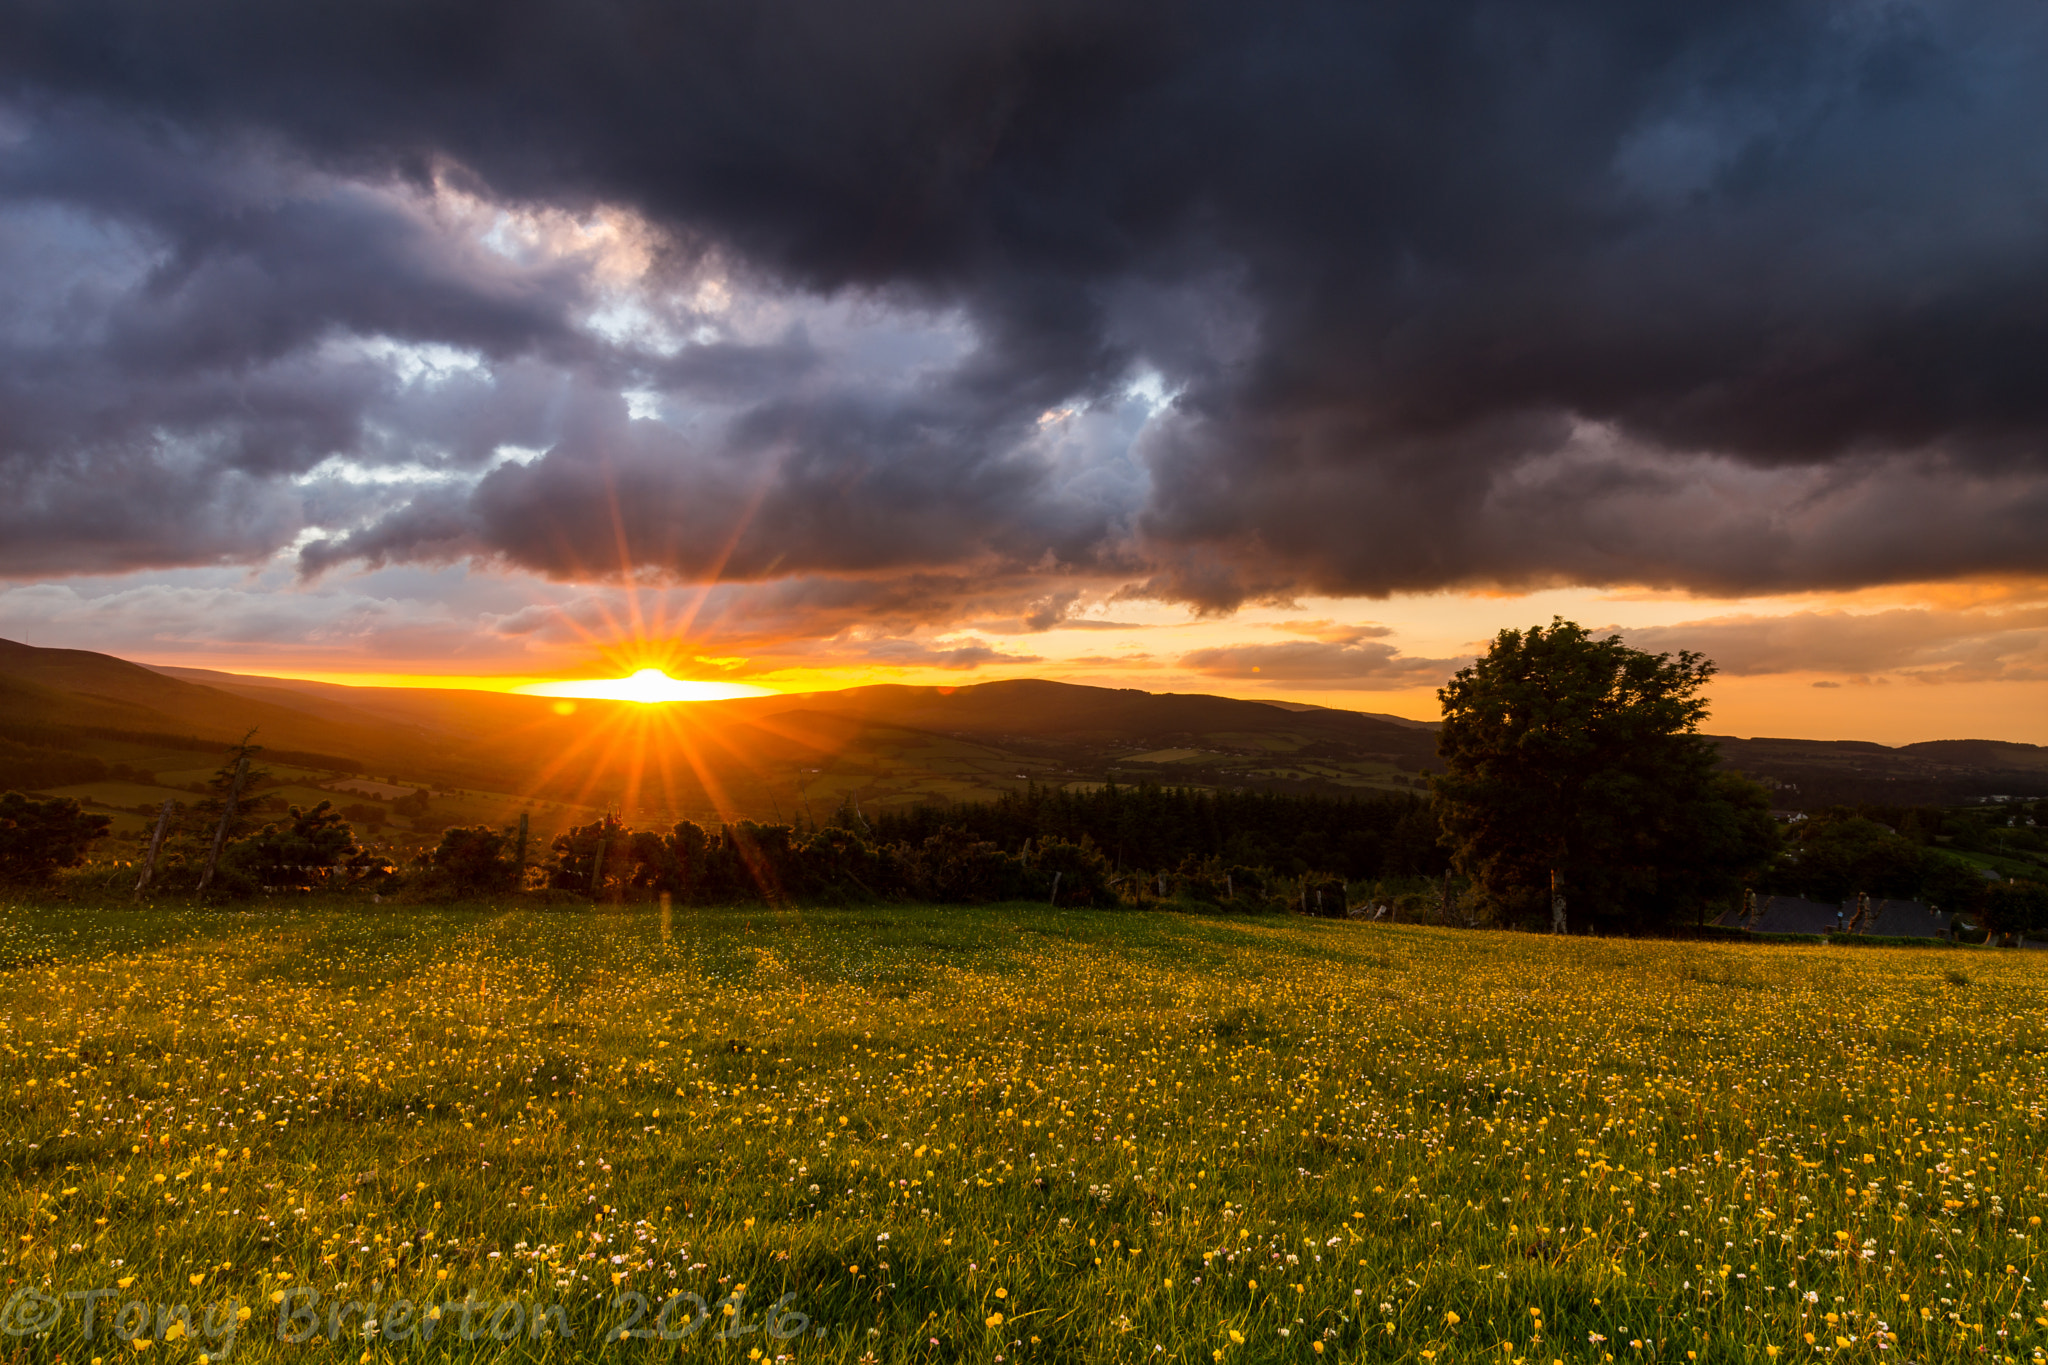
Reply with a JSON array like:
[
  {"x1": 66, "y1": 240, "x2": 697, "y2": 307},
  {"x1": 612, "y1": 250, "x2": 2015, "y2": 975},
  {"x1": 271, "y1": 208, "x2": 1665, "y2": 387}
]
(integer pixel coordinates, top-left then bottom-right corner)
[
  {"x1": 412, "y1": 825, "x2": 523, "y2": 899},
  {"x1": 549, "y1": 814, "x2": 628, "y2": 896},
  {"x1": 0, "y1": 791, "x2": 112, "y2": 885},
  {"x1": 901, "y1": 826, "x2": 1035, "y2": 904},
  {"x1": 227, "y1": 801, "x2": 361, "y2": 889},
  {"x1": 1036, "y1": 835, "x2": 1115, "y2": 907},
  {"x1": 1301, "y1": 876, "x2": 1349, "y2": 917},
  {"x1": 1979, "y1": 878, "x2": 2048, "y2": 939}
]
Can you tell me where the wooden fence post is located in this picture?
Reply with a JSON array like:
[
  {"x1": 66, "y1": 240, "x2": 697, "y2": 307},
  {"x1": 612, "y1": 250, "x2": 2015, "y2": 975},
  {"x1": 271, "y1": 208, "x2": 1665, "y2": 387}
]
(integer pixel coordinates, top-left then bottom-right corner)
[
  {"x1": 134, "y1": 799, "x2": 175, "y2": 895},
  {"x1": 197, "y1": 752, "x2": 252, "y2": 894}
]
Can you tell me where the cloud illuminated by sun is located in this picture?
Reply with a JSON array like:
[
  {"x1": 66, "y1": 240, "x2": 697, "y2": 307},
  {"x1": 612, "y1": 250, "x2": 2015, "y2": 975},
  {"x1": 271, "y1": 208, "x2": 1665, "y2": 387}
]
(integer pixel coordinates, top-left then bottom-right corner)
[{"x1": 517, "y1": 667, "x2": 775, "y2": 704}]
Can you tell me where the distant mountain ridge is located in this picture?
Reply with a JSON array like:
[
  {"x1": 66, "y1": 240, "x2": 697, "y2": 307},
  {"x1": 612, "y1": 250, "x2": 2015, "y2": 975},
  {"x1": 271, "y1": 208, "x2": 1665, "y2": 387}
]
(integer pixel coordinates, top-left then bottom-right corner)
[
  {"x1": 730, "y1": 678, "x2": 1442, "y2": 757},
  {"x1": 1, "y1": 639, "x2": 2044, "y2": 812}
]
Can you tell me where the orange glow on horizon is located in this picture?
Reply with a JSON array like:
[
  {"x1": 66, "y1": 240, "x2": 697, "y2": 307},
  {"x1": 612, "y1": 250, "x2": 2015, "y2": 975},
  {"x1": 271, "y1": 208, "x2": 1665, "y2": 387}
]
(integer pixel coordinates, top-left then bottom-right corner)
[
  {"x1": 129, "y1": 568, "x2": 2048, "y2": 746},
  {"x1": 518, "y1": 667, "x2": 775, "y2": 704}
]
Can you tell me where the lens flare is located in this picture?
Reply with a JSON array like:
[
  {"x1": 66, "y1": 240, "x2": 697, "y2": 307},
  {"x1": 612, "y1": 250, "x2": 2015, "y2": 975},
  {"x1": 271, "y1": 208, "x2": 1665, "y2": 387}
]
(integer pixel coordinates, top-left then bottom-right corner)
[{"x1": 518, "y1": 667, "x2": 773, "y2": 704}]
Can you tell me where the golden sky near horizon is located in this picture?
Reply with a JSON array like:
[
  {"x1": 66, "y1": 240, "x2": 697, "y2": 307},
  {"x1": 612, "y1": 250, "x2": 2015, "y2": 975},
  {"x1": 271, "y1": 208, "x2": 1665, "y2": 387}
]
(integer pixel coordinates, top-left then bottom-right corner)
[{"x1": 60, "y1": 572, "x2": 2041, "y2": 748}]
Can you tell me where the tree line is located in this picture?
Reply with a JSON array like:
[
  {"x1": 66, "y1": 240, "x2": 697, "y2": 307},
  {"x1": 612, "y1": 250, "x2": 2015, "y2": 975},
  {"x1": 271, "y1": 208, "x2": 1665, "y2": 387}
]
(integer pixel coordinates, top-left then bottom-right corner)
[
  {"x1": 864, "y1": 784, "x2": 1448, "y2": 881},
  {"x1": 0, "y1": 752, "x2": 1406, "y2": 910}
]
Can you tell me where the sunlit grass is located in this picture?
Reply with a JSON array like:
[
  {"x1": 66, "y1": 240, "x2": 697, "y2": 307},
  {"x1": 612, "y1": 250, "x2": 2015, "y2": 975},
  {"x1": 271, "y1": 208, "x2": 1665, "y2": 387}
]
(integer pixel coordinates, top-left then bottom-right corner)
[{"x1": 1, "y1": 902, "x2": 2042, "y2": 1362}]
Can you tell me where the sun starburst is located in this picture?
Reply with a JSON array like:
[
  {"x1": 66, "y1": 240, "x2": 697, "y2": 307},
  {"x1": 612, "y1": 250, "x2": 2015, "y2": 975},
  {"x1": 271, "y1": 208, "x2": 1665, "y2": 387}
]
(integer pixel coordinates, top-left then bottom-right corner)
[{"x1": 518, "y1": 668, "x2": 774, "y2": 704}]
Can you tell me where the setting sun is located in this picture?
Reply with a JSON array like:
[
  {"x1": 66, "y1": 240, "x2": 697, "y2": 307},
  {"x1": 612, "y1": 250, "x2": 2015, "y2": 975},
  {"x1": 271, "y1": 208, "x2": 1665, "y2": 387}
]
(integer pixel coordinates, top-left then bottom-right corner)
[{"x1": 517, "y1": 667, "x2": 775, "y2": 704}]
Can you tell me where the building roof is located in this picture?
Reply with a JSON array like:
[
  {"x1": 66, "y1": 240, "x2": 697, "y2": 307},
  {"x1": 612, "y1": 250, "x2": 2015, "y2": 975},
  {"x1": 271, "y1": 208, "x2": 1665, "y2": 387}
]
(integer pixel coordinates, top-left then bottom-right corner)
[
  {"x1": 1859, "y1": 898, "x2": 1948, "y2": 939},
  {"x1": 1713, "y1": 895, "x2": 1948, "y2": 939}
]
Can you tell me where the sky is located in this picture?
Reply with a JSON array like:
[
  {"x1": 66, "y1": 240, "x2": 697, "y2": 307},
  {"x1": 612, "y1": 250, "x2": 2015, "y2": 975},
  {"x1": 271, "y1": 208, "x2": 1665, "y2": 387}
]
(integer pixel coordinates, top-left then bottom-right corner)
[{"x1": 1, "y1": 0, "x2": 2045, "y2": 744}]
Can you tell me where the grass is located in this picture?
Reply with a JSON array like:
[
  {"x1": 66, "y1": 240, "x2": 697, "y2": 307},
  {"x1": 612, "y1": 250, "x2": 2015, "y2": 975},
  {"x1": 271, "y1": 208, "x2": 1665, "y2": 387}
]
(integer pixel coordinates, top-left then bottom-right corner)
[
  {"x1": 1, "y1": 900, "x2": 2045, "y2": 1364},
  {"x1": 1954, "y1": 849, "x2": 2048, "y2": 879},
  {"x1": 42, "y1": 782, "x2": 193, "y2": 810}
]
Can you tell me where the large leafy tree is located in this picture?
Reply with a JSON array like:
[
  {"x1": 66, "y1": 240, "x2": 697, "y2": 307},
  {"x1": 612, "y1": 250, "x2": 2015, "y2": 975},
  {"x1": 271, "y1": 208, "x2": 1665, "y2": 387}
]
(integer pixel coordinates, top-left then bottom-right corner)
[{"x1": 1434, "y1": 618, "x2": 1778, "y2": 931}]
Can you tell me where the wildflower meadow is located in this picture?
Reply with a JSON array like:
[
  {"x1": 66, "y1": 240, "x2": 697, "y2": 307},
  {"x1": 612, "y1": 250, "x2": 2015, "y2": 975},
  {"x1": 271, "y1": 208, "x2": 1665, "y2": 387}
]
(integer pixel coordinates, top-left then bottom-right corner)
[{"x1": 1, "y1": 900, "x2": 2042, "y2": 1364}]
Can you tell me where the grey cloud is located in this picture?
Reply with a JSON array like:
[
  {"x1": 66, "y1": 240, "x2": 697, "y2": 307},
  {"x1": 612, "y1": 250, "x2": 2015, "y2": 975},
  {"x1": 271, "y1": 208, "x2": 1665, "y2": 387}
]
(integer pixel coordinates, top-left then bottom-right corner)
[
  {"x1": 0, "y1": 115, "x2": 605, "y2": 572},
  {"x1": 1619, "y1": 606, "x2": 2048, "y2": 682},
  {"x1": 835, "y1": 639, "x2": 1044, "y2": 670},
  {"x1": 0, "y1": 576, "x2": 500, "y2": 659},
  {"x1": 300, "y1": 485, "x2": 485, "y2": 575},
  {"x1": 474, "y1": 572, "x2": 1098, "y2": 657},
  {"x1": 0, "y1": 447, "x2": 309, "y2": 576},
  {"x1": 485, "y1": 603, "x2": 574, "y2": 638},
  {"x1": 1139, "y1": 424, "x2": 2048, "y2": 606},
  {"x1": 1178, "y1": 638, "x2": 1458, "y2": 688},
  {"x1": 647, "y1": 332, "x2": 822, "y2": 402},
  {"x1": 965, "y1": 590, "x2": 1141, "y2": 634},
  {"x1": 686, "y1": 574, "x2": 1121, "y2": 650},
  {"x1": 0, "y1": 567, "x2": 1039, "y2": 674},
  {"x1": 303, "y1": 363, "x2": 1144, "y2": 583},
  {"x1": 1272, "y1": 620, "x2": 1396, "y2": 645},
  {"x1": 0, "y1": 114, "x2": 592, "y2": 381}
]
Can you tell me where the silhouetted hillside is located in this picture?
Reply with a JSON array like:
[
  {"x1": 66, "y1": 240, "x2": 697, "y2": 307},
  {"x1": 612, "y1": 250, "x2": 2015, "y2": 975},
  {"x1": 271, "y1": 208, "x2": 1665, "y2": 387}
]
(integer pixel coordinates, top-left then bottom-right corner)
[
  {"x1": 738, "y1": 679, "x2": 1442, "y2": 767},
  {"x1": 3, "y1": 640, "x2": 2044, "y2": 825},
  {"x1": 0, "y1": 639, "x2": 399, "y2": 761}
]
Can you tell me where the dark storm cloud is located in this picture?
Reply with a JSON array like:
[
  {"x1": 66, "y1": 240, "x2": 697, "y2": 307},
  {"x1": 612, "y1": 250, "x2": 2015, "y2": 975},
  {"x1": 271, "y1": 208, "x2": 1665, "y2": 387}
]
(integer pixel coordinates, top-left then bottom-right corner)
[
  {"x1": 0, "y1": 111, "x2": 603, "y2": 570},
  {"x1": 1131, "y1": 423, "x2": 2048, "y2": 606},
  {"x1": 4, "y1": 0, "x2": 2048, "y2": 600},
  {"x1": 297, "y1": 372, "x2": 1135, "y2": 581},
  {"x1": 0, "y1": 114, "x2": 589, "y2": 380}
]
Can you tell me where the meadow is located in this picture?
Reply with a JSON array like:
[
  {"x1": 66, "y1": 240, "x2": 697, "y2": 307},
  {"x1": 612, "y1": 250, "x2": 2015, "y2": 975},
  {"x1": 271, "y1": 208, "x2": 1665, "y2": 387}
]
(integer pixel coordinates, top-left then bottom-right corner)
[{"x1": 1, "y1": 901, "x2": 2043, "y2": 1365}]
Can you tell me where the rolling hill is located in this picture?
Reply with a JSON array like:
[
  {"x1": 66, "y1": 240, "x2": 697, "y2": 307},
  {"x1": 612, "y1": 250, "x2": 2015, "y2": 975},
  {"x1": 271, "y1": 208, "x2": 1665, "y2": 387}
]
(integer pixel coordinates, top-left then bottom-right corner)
[
  {"x1": 4, "y1": 640, "x2": 2046, "y2": 846},
  {"x1": 0, "y1": 639, "x2": 416, "y2": 764}
]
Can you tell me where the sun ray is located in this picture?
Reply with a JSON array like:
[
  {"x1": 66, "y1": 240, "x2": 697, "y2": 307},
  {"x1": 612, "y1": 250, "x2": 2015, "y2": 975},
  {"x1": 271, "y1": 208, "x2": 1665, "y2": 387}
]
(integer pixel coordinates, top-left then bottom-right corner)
[{"x1": 672, "y1": 465, "x2": 778, "y2": 644}]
